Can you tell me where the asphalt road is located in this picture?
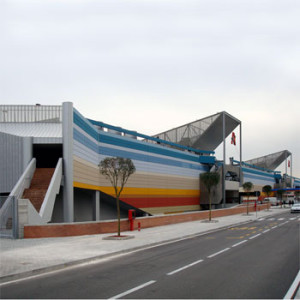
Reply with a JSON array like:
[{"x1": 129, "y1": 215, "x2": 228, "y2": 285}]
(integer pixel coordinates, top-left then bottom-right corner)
[{"x1": 1, "y1": 212, "x2": 299, "y2": 299}]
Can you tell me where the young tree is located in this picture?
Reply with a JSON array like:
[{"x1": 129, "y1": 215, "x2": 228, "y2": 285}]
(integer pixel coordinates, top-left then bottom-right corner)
[
  {"x1": 276, "y1": 189, "x2": 284, "y2": 208},
  {"x1": 200, "y1": 172, "x2": 220, "y2": 221},
  {"x1": 262, "y1": 185, "x2": 272, "y2": 210},
  {"x1": 99, "y1": 157, "x2": 136, "y2": 236},
  {"x1": 242, "y1": 181, "x2": 253, "y2": 215}
]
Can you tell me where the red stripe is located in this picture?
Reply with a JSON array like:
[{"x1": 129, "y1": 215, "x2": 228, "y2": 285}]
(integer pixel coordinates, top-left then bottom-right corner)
[{"x1": 120, "y1": 196, "x2": 199, "y2": 208}]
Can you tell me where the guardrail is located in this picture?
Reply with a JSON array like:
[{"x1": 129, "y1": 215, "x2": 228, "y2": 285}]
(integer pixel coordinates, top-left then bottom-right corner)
[{"x1": 39, "y1": 158, "x2": 62, "y2": 223}]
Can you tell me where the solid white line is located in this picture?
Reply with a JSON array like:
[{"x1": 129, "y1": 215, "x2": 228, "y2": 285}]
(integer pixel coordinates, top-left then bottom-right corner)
[
  {"x1": 207, "y1": 248, "x2": 230, "y2": 258},
  {"x1": 232, "y1": 240, "x2": 248, "y2": 247},
  {"x1": 262, "y1": 229, "x2": 270, "y2": 233},
  {"x1": 283, "y1": 270, "x2": 300, "y2": 299},
  {"x1": 271, "y1": 226, "x2": 278, "y2": 229},
  {"x1": 249, "y1": 233, "x2": 261, "y2": 240},
  {"x1": 108, "y1": 280, "x2": 156, "y2": 299},
  {"x1": 167, "y1": 259, "x2": 204, "y2": 275}
]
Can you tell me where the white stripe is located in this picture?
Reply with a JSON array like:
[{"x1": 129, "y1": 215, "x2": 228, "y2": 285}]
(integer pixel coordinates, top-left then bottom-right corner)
[
  {"x1": 263, "y1": 229, "x2": 270, "y2": 233},
  {"x1": 268, "y1": 218, "x2": 275, "y2": 221},
  {"x1": 167, "y1": 259, "x2": 204, "y2": 275},
  {"x1": 290, "y1": 217, "x2": 296, "y2": 220},
  {"x1": 278, "y1": 218, "x2": 285, "y2": 220},
  {"x1": 232, "y1": 240, "x2": 248, "y2": 247},
  {"x1": 249, "y1": 234, "x2": 261, "y2": 239},
  {"x1": 208, "y1": 248, "x2": 230, "y2": 258},
  {"x1": 271, "y1": 226, "x2": 278, "y2": 229},
  {"x1": 283, "y1": 270, "x2": 300, "y2": 299},
  {"x1": 109, "y1": 280, "x2": 156, "y2": 299},
  {"x1": 258, "y1": 218, "x2": 265, "y2": 221}
]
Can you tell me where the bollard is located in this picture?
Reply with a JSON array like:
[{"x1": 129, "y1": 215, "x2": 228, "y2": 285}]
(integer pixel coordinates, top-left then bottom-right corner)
[{"x1": 138, "y1": 222, "x2": 141, "y2": 231}]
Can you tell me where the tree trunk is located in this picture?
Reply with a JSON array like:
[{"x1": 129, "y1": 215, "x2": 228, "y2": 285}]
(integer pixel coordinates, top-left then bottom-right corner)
[
  {"x1": 209, "y1": 192, "x2": 212, "y2": 221},
  {"x1": 247, "y1": 195, "x2": 249, "y2": 215},
  {"x1": 116, "y1": 196, "x2": 121, "y2": 236}
]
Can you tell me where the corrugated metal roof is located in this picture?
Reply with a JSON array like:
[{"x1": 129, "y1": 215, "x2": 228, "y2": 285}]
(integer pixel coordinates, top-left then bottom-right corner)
[{"x1": 0, "y1": 123, "x2": 62, "y2": 139}]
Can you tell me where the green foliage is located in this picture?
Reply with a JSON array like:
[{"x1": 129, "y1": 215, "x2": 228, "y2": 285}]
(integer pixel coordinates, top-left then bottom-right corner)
[
  {"x1": 242, "y1": 181, "x2": 253, "y2": 192},
  {"x1": 99, "y1": 157, "x2": 136, "y2": 236},
  {"x1": 262, "y1": 185, "x2": 272, "y2": 197},
  {"x1": 242, "y1": 181, "x2": 253, "y2": 215},
  {"x1": 200, "y1": 172, "x2": 220, "y2": 221},
  {"x1": 200, "y1": 172, "x2": 220, "y2": 193}
]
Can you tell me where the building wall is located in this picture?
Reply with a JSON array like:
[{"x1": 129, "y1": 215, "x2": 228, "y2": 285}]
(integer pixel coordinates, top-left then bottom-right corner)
[
  {"x1": 0, "y1": 132, "x2": 24, "y2": 193},
  {"x1": 72, "y1": 109, "x2": 209, "y2": 215},
  {"x1": 242, "y1": 167, "x2": 276, "y2": 191}
]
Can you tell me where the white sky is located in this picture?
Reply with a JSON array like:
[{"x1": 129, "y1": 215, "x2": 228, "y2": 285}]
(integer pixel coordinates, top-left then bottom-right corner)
[{"x1": 1, "y1": 0, "x2": 299, "y2": 178}]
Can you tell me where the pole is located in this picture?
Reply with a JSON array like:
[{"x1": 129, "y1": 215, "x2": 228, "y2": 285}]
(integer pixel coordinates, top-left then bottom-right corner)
[
  {"x1": 239, "y1": 122, "x2": 242, "y2": 186},
  {"x1": 222, "y1": 112, "x2": 226, "y2": 208}
]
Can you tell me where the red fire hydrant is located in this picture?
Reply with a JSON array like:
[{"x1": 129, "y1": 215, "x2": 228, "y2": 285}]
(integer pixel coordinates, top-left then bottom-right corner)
[{"x1": 128, "y1": 209, "x2": 136, "y2": 231}]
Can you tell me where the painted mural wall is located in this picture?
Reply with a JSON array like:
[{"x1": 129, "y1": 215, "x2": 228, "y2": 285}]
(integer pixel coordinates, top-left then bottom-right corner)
[
  {"x1": 242, "y1": 166, "x2": 276, "y2": 190},
  {"x1": 72, "y1": 109, "x2": 209, "y2": 215}
]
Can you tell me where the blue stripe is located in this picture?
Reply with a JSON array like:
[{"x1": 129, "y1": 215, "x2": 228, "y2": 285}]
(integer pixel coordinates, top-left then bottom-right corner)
[
  {"x1": 99, "y1": 131, "x2": 200, "y2": 163},
  {"x1": 242, "y1": 167, "x2": 275, "y2": 179},
  {"x1": 73, "y1": 109, "x2": 210, "y2": 164},
  {"x1": 244, "y1": 173, "x2": 275, "y2": 183},
  {"x1": 74, "y1": 128, "x2": 206, "y2": 171}
]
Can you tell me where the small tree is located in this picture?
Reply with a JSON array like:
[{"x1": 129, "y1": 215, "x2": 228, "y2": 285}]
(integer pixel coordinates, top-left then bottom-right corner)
[
  {"x1": 262, "y1": 185, "x2": 272, "y2": 210},
  {"x1": 99, "y1": 157, "x2": 136, "y2": 236},
  {"x1": 276, "y1": 189, "x2": 284, "y2": 208},
  {"x1": 243, "y1": 181, "x2": 253, "y2": 215},
  {"x1": 200, "y1": 172, "x2": 220, "y2": 221}
]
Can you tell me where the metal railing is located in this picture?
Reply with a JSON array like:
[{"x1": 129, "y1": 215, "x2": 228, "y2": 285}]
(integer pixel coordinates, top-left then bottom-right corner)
[{"x1": 0, "y1": 105, "x2": 62, "y2": 123}]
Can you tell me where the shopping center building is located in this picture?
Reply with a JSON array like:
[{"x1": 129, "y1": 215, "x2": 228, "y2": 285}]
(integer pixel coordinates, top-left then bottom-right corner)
[{"x1": 0, "y1": 103, "x2": 299, "y2": 237}]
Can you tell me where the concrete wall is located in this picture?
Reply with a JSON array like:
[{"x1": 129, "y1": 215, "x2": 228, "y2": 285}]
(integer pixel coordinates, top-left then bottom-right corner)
[{"x1": 72, "y1": 108, "x2": 209, "y2": 215}]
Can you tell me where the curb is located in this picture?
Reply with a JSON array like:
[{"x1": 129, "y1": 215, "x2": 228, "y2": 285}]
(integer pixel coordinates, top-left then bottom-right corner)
[{"x1": 0, "y1": 209, "x2": 290, "y2": 285}]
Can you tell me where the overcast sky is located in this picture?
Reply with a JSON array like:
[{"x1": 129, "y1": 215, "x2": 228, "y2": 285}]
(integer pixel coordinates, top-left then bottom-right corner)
[{"x1": 1, "y1": 0, "x2": 299, "y2": 178}]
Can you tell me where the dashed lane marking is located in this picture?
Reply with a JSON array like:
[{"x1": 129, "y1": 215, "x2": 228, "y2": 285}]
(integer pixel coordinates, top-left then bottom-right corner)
[
  {"x1": 167, "y1": 259, "x2": 204, "y2": 276},
  {"x1": 232, "y1": 240, "x2": 248, "y2": 247},
  {"x1": 207, "y1": 248, "x2": 230, "y2": 258},
  {"x1": 109, "y1": 280, "x2": 156, "y2": 299}
]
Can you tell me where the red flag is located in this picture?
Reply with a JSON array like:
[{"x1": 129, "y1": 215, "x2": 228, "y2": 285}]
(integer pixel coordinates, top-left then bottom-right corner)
[{"x1": 231, "y1": 132, "x2": 236, "y2": 146}]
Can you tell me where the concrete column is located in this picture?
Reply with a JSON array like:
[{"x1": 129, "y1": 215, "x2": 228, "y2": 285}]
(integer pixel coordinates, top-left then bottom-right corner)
[
  {"x1": 93, "y1": 190, "x2": 100, "y2": 221},
  {"x1": 22, "y1": 137, "x2": 33, "y2": 171},
  {"x1": 63, "y1": 102, "x2": 74, "y2": 222}
]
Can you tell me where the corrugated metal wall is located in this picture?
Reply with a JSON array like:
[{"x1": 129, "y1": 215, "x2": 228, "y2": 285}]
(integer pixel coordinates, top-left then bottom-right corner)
[
  {"x1": 0, "y1": 132, "x2": 24, "y2": 193},
  {"x1": 72, "y1": 109, "x2": 209, "y2": 215}
]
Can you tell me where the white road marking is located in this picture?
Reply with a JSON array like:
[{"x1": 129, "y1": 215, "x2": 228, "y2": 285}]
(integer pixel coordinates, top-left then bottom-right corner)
[
  {"x1": 271, "y1": 226, "x2": 278, "y2": 229},
  {"x1": 268, "y1": 218, "x2": 275, "y2": 221},
  {"x1": 167, "y1": 259, "x2": 204, "y2": 275},
  {"x1": 249, "y1": 234, "x2": 261, "y2": 240},
  {"x1": 232, "y1": 240, "x2": 248, "y2": 247},
  {"x1": 108, "y1": 280, "x2": 156, "y2": 299},
  {"x1": 289, "y1": 217, "x2": 296, "y2": 220},
  {"x1": 283, "y1": 270, "x2": 300, "y2": 300},
  {"x1": 278, "y1": 218, "x2": 285, "y2": 220},
  {"x1": 208, "y1": 248, "x2": 230, "y2": 258},
  {"x1": 257, "y1": 218, "x2": 265, "y2": 221},
  {"x1": 262, "y1": 229, "x2": 270, "y2": 233}
]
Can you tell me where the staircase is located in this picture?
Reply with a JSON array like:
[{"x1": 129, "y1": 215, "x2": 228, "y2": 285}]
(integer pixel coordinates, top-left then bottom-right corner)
[{"x1": 22, "y1": 168, "x2": 55, "y2": 212}]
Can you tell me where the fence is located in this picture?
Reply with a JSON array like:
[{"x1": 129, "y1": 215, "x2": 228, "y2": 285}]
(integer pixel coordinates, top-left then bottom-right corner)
[{"x1": 0, "y1": 196, "x2": 18, "y2": 238}]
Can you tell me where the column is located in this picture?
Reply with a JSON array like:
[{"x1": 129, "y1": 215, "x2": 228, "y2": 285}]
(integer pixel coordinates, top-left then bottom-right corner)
[{"x1": 63, "y1": 102, "x2": 74, "y2": 222}]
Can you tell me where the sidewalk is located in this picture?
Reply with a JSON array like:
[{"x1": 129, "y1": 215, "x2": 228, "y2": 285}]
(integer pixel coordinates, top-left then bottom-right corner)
[{"x1": 1, "y1": 207, "x2": 291, "y2": 285}]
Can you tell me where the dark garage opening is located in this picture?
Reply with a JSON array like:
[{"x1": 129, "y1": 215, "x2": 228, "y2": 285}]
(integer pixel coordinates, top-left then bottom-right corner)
[{"x1": 33, "y1": 144, "x2": 62, "y2": 168}]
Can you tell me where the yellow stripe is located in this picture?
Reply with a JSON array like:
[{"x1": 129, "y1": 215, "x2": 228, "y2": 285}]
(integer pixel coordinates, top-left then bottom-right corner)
[{"x1": 73, "y1": 181, "x2": 200, "y2": 197}]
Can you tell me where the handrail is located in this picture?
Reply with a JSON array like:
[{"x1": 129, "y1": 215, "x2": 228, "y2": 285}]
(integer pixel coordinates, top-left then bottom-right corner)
[
  {"x1": 39, "y1": 158, "x2": 63, "y2": 223},
  {"x1": 0, "y1": 158, "x2": 36, "y2": 216}
]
